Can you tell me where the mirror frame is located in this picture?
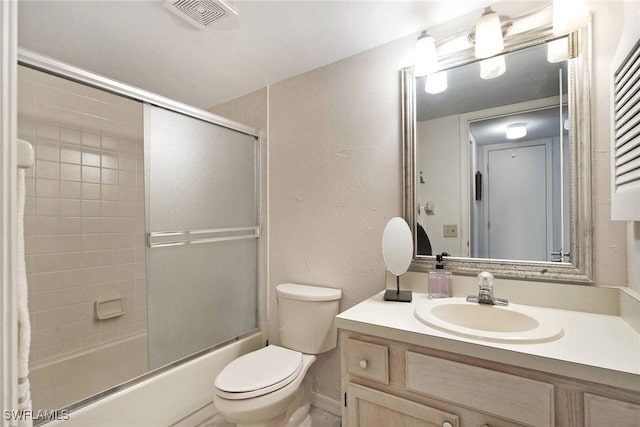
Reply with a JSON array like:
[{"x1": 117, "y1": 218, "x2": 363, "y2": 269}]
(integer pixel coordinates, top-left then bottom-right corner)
[{"x1": 402, "y1": 16, "x2": 593, "y2": 283}]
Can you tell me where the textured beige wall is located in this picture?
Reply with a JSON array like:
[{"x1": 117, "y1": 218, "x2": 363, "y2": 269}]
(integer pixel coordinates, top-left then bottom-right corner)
[
  {"x1": 267, "y1": 38, "x2": 412, "y2": 400},
  {"x1": 210, "y1": 1, "x2": 634, "y2": 403}
]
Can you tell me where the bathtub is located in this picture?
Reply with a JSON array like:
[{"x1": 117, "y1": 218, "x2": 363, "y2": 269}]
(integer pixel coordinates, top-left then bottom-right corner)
[
  {"x1": 41, "y1": 332, "x2": 262, "y2": 426},
  {"x1": 30, "y1": 333, "x2": 149, "y2": 415}
]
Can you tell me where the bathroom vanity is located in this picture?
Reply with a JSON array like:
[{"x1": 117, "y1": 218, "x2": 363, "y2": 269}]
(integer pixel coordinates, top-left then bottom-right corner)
[{"x1": 337, "y1": 292, "x2": 640, "y2": 427}]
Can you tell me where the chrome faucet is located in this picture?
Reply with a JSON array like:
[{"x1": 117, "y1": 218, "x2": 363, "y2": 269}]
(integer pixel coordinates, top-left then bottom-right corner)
[{"x1": 466, "y1": 272, "x2": 508, "y2": 306}]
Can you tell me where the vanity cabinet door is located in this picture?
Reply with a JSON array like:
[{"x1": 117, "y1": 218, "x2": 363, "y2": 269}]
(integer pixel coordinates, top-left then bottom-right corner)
[
  {"x1": 584, "y1": 394, "x2": 640, "y2": 427},
  {"x1": 346, "y1": 384, "x2": 460, "y2": 427}
]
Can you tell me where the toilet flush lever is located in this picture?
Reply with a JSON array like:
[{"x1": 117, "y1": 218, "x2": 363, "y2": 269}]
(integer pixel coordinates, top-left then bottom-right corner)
[{"x1": 359, "y1": 360, "x2": 368, "y2": 369}]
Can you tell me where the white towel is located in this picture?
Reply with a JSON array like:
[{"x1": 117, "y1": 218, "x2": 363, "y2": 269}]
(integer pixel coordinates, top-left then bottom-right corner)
[{"x1": 16, "y1": 168, "x2": 33, "y2": 427}]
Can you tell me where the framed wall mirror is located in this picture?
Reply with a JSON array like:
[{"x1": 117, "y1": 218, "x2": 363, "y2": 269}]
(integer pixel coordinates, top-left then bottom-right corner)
[{"x1": 402, "y1": 9, "x2": 593, "y2": 283}]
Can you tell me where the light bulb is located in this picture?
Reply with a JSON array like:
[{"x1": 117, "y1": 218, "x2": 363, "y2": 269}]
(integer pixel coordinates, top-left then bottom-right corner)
[
  {"x1": 475, "y1": 9, "x2": 504, "y2": 59},
  {"x1": 425, "y1": 71, "x2": 448, "y2": 94},
  {"x1": 480, "y1": 55, "x2": 506, "y2": 79},
  {"x1": 415, "y1": 32, "x2": 437, "y2": 77}
]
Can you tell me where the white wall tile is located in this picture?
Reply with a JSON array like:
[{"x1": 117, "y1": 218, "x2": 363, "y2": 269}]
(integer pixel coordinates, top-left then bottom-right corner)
[
  {"x1": 36, "y1": 143, "x2": 59, "y2": 162},
  {"x1": 60, "y1": 163, "x2": 81, "y2": 182},
  {"x1": 35, "y1": 179, "x2": 59, "y2": 198},
  {"x1": 35, "y1": 197, "x2": 59, "y2": 216},
  {"x1": 60, "y1": 128, "x2": 82, "y2": 146},
  {"x1": 102, "y1": 168, "x2": 118, "y2": 185},
  {"x1": 60, "y1": 181, "x2": 81, "y2": 199}
]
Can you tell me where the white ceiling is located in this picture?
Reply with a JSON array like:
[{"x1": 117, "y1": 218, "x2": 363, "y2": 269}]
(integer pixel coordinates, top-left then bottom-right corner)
[{"x1": 17, "y1": 0, "x2": 494, "y2": 110}]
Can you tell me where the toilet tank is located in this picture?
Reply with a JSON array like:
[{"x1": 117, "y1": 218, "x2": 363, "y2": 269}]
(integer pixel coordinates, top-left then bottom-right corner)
[{"x1": 276, "y1": 283, "x2": 342, "y2": 354}]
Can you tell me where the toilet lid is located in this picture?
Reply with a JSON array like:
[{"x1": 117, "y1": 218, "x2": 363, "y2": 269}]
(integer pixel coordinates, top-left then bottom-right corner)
[{"x1": 214, "y1": 345, "x2": 303, "y2": 400}]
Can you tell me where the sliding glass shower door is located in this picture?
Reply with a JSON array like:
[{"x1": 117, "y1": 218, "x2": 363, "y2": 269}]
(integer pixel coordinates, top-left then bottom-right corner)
[{"x1": 145, "y1": 105, "x2": 259, "y2": 369}]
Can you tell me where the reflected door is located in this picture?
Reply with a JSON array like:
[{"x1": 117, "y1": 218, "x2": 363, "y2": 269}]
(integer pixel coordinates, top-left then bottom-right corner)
[{"x1": 484, "y1": 141, "x2": 552, "y2": 261}]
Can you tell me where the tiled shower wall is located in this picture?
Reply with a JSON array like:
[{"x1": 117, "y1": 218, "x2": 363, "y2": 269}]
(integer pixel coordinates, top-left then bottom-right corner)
[{"x1": 18, "y1": 65, "x2": 147, "y2": 366}]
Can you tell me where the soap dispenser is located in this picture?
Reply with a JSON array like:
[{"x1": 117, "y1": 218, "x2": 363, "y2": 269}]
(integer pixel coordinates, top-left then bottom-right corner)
[{"x1": 428, "y1": 252, "x2": 452, "y2": 298}]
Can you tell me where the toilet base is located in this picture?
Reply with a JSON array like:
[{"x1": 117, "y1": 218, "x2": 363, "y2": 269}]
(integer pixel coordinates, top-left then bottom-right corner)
[{"x1": 284, "y1": 374, "x2": 312, "y2": 427}]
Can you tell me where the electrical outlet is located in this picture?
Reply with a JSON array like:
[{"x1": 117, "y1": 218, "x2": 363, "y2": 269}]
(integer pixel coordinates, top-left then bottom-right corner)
[{"x1": 443, "y1": 224, "x2": 458, "y2": 238}]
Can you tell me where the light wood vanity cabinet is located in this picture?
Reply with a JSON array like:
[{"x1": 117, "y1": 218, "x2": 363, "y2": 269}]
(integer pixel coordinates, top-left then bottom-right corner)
[
  {"x1": 340, "y1": 331, "x2": 640, "y2": 427},
  {"x1": 347, "y1": 383, "x2": 460, "y2": 427}
]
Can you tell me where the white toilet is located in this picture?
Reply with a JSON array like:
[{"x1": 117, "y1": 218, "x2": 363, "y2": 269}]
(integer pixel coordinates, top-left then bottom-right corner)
[{"x1": 213, "y1": 283, "x2": 342, "y2": 427}]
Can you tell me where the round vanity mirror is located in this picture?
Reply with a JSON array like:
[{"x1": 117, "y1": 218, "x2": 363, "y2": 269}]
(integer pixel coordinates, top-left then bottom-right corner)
[{"x1": 382, "y1": 217, "x2": 413, "y2": 276}]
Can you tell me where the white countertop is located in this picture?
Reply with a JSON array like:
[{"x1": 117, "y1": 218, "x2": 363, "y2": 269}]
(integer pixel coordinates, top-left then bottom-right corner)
[{"x1": 336, "y1": 291, "x2": 640, "y2": 392}]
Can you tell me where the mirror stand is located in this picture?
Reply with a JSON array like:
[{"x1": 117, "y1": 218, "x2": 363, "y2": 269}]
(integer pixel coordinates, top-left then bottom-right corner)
[{"x1": 384, "y1": 275, "x2": 413, "y2": 302}]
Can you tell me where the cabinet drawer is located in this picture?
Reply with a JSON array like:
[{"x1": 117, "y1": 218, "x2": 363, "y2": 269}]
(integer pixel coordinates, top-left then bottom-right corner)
[
  {"x1": 406, "y1": 351, "x2": 554, "y2": 427},
  {"x1": 346, "y1": 339, "x2": 389, "y2": 384}
]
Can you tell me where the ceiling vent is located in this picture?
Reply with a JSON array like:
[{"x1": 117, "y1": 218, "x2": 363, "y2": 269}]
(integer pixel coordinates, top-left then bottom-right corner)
[{"x1": 163, "y1": 0, "x2": 237, "y2": 30}]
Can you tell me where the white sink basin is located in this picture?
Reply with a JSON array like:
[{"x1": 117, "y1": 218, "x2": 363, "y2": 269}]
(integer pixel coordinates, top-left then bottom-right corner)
[{"x1": 414, "y1": 297, "x2": 564, "y2": 344}]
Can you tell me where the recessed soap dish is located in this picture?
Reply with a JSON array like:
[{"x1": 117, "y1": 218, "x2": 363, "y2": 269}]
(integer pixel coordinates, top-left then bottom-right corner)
[{"x1": 95, "y1": 297, "x2": 126, "y2": 320}]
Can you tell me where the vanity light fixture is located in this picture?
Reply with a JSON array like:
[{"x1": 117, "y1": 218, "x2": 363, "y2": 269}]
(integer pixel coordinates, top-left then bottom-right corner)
[
  {"x1": 425, "y1": 71, "x2": 448, "y2": 94},
  {"x1": 415, "y1": 31, "x2": 438, "y2": 77},
  {"x1": 547, "y1": 37, "x2": 570, "y2": 63},
  {"x1": 552, "y1": 0, "x2": 588, "y2": 36},
  {"x1": 480, "y1": 55, "x2": 506, "y2": 79},
  {"x1": 474, "y1": 8, "x2": 504, "y2": 59},
  {"x1": 506, "y1": 123, "x2": 527, "y2": 139}
]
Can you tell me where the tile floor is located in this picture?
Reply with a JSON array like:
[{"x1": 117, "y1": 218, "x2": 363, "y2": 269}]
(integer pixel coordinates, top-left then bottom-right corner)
[{"x1": 171, "y1": 403, "x2": 341, "y2": 427}]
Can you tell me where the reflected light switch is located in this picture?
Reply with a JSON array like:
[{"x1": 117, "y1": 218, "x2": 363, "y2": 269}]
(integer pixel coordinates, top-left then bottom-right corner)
[{"x1": 443, "y1": 224, "x2": 458, "y2": 238}]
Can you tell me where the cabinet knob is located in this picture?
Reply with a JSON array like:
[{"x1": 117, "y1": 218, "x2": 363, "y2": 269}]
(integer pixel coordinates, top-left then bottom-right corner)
[
  {"x1": 442, "y1": 422, "x2": 453, "y2": 427},
  {"x1": 359, "y1": 359, "x2": 368, "y2": 369}
]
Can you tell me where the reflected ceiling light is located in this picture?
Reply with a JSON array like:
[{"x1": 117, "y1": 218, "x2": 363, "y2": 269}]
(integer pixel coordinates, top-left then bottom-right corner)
[
  {"x1": 547, "y1": 37, "x2": 570, "y2": 63},
  {"x1": 553, "y1": 0, "x2": 589, "y2": 36},
  {"x1": 506, "y1": 123, "x2": 527, "y2": 139},
  {"x1": 415, "y1": 31, "x2": 438, "y2": 77},
  {"x1": 480, "y1": 55, "x2": 506, "y2": 79},
  {"x1": 475, "y1": 8, "x2": 504, "y2": 59},
  {"x1": 425, "y1": 71, "x2": 448, "y2": 94}
]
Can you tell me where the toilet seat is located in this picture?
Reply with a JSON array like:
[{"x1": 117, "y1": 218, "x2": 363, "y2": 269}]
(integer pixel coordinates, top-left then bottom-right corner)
[{"x1": 214, "y1": 345, "x2": 303, "y2": 400}]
